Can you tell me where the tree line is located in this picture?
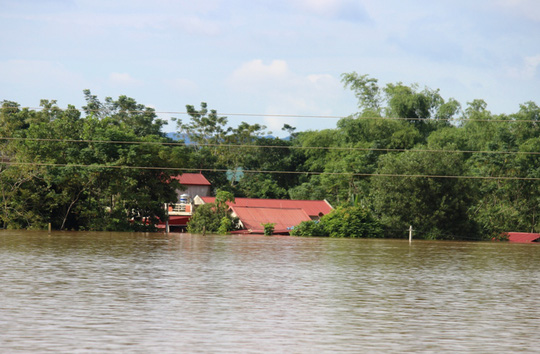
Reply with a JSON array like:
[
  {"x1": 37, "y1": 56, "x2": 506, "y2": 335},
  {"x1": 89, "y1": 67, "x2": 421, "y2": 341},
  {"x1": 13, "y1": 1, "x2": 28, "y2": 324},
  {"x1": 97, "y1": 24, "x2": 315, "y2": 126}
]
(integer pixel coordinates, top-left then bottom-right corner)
[{"x1": 2, "y1": 75, "x2": 540, "y2": 239}]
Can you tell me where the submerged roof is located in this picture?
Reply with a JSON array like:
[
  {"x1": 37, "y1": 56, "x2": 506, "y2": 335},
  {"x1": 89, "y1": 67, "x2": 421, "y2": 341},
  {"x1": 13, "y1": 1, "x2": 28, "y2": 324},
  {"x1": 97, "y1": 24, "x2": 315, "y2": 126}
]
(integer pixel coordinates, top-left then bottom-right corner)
[
  {"x1": 230, "y1": 206, "x2": 311, "y2": 233},
  {"x1": 171, "y1": 173, "x2": 211, "y2": 186},
  {"x1": 199, "y1": 197, "x2": 332, "y2": 217},
  {"x1": 507, "y1": 232, "x2": 540, "y2": 243}
]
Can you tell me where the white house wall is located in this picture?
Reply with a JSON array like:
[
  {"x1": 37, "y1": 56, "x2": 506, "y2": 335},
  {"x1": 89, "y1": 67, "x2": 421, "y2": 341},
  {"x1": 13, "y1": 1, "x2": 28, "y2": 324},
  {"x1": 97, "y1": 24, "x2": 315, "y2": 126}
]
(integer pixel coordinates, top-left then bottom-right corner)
[{"x1": 176, "y1": 186, "x2": 211, "y2": 201}]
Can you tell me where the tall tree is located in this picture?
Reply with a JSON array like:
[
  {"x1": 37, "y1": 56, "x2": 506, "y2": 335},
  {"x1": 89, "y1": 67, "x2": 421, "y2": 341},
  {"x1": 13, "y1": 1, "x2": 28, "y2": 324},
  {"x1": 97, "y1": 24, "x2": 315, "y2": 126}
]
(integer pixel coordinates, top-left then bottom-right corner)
[{"x1": 371, "y1": 149, "x2": 477, "y2": 240}]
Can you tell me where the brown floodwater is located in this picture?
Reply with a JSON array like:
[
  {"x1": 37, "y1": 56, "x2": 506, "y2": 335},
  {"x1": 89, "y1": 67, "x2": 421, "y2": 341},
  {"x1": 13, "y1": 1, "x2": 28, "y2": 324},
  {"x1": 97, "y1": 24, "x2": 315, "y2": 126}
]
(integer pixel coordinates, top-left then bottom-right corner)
[{"x1": 1, "y1": 230, "x2": 538, "y2": 353}]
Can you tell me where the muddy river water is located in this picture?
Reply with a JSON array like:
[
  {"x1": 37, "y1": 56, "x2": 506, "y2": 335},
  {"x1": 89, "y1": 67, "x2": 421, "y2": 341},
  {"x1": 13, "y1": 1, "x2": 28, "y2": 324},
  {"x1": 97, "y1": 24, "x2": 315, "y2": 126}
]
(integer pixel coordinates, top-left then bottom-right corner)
[{"x1": 1, "y1": 231, "x2": 538, "y2": 353}]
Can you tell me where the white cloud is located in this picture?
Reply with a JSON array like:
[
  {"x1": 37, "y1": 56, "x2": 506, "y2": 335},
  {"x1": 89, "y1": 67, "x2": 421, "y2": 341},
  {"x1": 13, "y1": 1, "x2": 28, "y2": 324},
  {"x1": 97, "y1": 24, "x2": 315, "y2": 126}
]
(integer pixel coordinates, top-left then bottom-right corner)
[
  {"x1": 495, "y1": 0, "x2": 540, "y2": 21},
  {"x1": 293, "y1": 0, "x2": 369, "y2": 21},
  {"x1": 307, "y1": 73, "x2": 335, "y2": 86},
  {"x1": 226, "y1": 59, "x2": 348, "y2": 135},
  {"x1": 109, "y1": 72, "x2": 143, "y2": 87},
  {"x1": 173, "y1": 15, "x2": 221, "y2": 35},
  {"x1": 508, "y1": 54, "x2": 540, "y2": 79},
  {"x1": 2, "y1": 0, "x2": 537, "y2": 127},
  {"x1": 163, "y1": 77, "x2": 198, "y2": 93},
  {"x1": 296, "y1": 0, "x2": 343, "y2": 14},
  {"x1": 229, "y1": 59, "x2": 290, "y2": 86},
  {"x1": 524, "y1": 55, "x2": 540, "y2": 78},
  {"x1": 75, "y1": 0, "x2": 222, "y2": 14},
  {"x1": 4, "y1": 10, "x2": 221, "y2": 38}
]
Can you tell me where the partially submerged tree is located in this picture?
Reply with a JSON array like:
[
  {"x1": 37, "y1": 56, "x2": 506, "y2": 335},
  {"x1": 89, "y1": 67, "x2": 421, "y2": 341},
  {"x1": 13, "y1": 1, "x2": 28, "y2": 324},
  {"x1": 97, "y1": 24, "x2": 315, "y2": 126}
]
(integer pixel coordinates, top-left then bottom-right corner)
[
  {"x1": 0, "y1": 93, "x2": 181, "y2": 230},
  {"x1": 290, "y1": 205, "x2": 382, "y2": 238},
  {"x1": 187, "y1": 190, "x2": 238, "y2": 234}
]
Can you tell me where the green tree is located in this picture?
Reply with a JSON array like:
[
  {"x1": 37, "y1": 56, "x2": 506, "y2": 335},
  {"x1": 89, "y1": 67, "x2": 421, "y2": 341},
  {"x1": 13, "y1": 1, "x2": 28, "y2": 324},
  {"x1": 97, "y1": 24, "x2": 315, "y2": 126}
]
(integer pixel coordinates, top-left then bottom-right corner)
[
  {"x1": 262, "y1": 222, "x2": 276, "y2": 236},
  {"x1": 290, "y1": 205, "x2": 382, "y2": 238},
  {"x1": 458, "y1": 100, "x2": 540, "y2": 237},
  {"x1": 289, "y1": 219, "x2": 327, "y2": 236},
  {"x1": 323, "y1": 205, "x2": 383, "y2": 238},
  {"x1": 371, "y1": 150, "x2": 477, "y2": 239},
  {"x1": 235, "y1": 136, "x2": 303, "y2": 199},
  {"x1": 341, "y1": 72, "x2": 382, "y2": 115},
  {"x1": 187, "y1": 190, "x2": 238, "y2": 234},
  {"x1": 176, "y1": 102, "x2": 273, "y2": 190},
  {"x1": 1, "y1": 95, "x2": 181, "y2": 231},
  {"x1": 83, "y1": 89, "x2": 166, "y2": 137}
]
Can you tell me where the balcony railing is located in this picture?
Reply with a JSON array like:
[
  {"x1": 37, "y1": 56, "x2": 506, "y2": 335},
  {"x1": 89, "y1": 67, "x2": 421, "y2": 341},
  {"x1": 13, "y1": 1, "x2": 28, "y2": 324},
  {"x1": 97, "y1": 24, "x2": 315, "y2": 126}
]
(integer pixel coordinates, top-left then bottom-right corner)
[{"x1": 167, "y1": 203, "x2": 193, "y2": 215}]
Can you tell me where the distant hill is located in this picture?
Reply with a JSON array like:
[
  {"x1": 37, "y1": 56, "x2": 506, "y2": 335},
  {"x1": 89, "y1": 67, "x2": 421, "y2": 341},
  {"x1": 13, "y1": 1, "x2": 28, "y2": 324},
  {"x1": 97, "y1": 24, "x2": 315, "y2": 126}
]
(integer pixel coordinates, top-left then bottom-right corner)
[
  {"x1": 165, "y1": 132, "x2": 178, "y2": 140},
  {"x1": 166, "y1": 132, "x2": 193, "y2": 144}
]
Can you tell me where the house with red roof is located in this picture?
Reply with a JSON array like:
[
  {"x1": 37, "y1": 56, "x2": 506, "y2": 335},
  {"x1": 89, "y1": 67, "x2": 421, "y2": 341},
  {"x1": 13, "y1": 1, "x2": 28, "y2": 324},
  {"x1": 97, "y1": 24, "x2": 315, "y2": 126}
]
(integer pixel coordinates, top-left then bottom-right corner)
[
  {"x1": 194, "y1": 196, "x2": 333, "y2": 234},
  {"x1": 229, "y1": 206, "x2": 311, "y2": 234},
  {"x1": 159, "y1": 173, "x2": 333, "y2": 234},
  {"x1": 160, "y1": 173, "x2": 211, "y2": 231},
  {"x1": 506, "y1": 232, "x2": 540, "y2": 243},
  {"x1": 170, "y1": 173, "x2": 211, "y2": 200}
]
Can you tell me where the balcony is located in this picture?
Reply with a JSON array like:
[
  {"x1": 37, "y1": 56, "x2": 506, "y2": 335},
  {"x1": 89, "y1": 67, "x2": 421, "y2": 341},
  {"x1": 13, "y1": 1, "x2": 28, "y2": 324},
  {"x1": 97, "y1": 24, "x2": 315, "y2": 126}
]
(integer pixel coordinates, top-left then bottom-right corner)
[{"x1": 166, "y1": 203, "x2": 193, "y2": 216}]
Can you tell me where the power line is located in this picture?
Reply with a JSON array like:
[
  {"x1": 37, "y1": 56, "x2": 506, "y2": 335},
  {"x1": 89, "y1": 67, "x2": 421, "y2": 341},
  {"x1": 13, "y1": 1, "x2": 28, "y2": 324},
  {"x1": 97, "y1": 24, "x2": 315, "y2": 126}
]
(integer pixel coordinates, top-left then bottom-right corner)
[
  {"x1": 1, "y1": 136, "x2": 540, "y2": 156},
  {"x1": 2, "y1": 161, "x2": 540, "y2": 181},
  {"x1": 2, "y1": 106, "x2": 539, "y2": 123}
]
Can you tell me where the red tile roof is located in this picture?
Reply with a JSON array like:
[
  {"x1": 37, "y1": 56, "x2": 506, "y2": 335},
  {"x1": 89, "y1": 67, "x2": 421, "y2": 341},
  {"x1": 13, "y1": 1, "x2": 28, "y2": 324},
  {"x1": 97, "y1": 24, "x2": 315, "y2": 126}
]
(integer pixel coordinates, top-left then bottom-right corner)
[
  {"x1": 507, "y1": 232, "x2": 540, "y2": 243},
  {"x1": 230, "y1": 206, "x2": 311, "y2": 233},
  {"x1": 199, "y1": 197, "x2": 332, "y2": 217},
  {"x1": 171, "y1": 173, "x2": 211, "y2": 186}
]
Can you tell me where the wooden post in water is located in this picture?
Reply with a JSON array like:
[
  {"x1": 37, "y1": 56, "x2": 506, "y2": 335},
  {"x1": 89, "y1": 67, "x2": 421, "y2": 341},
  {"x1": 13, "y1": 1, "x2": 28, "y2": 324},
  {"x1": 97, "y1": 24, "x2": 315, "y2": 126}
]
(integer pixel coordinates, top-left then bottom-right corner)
[
  {"x1": 48, "y1": 223, "x2": 52, "y2": 233},
  {"x1": 409, "y1": 225, "x2": 413, "y2": 243},
  {"x1": 165, "y1": 203, "x2": 169, "y2": 234}
]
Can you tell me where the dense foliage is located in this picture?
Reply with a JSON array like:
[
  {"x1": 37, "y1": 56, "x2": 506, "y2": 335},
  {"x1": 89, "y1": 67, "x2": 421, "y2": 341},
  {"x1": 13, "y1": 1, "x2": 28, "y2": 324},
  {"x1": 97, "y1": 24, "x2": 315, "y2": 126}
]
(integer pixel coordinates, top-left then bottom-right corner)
[
  {"x1": 187, "y1": 190, "x2": 238, "y2": 234},
  {"x1": 0, "y1": 94, "x2": 183, "y2": 231},
  {"x1": 290, "y1": 205, "x2": 382, "y2": 238},
  {"x1": 2, "y1": 74, "x2": 540, "y2": 240}
]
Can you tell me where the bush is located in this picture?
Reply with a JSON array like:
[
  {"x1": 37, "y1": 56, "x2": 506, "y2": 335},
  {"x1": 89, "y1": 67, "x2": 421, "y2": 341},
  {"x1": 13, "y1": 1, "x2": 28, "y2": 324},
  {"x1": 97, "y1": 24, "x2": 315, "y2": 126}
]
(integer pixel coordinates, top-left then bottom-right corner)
[
  {"x1": 187, "y1": 190, "x2": 238, "y2": 234},
  {"x1": 262, "y1": 222, "x2": 276, "y2": 235},
  {"x1": 187, "y1": 203, "x2": 222, "y2": 234},
  {"x1": 290, "y1": 206, "x2": 383, "y2": 238},
  {"x1": 289, "y1": 220, "x2": 327, "y2": 236},
  {"x1": 323, "y1": 205, "x2": 383, "y2": 238},
  {"x1": 218, "y1": 216, "x2": 234, "y2": 234}
]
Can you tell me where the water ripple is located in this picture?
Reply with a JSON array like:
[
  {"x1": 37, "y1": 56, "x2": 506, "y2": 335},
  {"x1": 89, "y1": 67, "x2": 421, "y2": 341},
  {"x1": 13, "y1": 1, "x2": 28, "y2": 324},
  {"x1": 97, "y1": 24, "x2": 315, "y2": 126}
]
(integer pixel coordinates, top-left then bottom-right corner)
[{"x1": 1, "y1": 231, "x2": 539, "y2": 353}]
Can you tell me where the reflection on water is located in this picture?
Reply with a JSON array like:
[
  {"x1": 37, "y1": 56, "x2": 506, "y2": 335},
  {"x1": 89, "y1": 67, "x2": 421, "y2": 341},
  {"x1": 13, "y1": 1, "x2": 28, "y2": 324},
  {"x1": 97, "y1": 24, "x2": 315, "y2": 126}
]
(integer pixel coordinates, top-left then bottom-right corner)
[{"x1": 1, "y1": 231, "x2": 539, "y2": 353}]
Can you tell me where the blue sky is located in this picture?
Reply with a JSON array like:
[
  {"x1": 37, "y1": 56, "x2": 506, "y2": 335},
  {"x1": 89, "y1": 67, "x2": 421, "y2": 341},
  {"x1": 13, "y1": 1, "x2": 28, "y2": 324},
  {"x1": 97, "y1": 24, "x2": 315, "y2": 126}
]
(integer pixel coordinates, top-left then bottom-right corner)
[{"x1": 1, "y1": 0, "x2": 539, "y2": 136}]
